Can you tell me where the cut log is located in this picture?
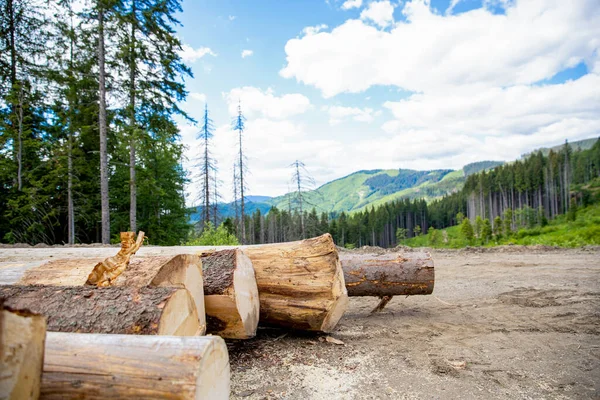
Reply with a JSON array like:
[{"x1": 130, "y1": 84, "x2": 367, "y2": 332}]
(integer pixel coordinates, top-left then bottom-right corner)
[
  {"x1": 201, "y1": 249, "x2": 259, "y2": 339},
  {"x1": 0, "y1": 285, "x2": 200, "y2": 336},
  {"x1": 0, "y1": 302, "x2": 46, "y2": 400},
  {"x1": 18, "y1": 255, "x2": 206, "y2": 335},
  {"x1": 42, "y1": 332, "x2": 229, "y2": 399},
  {"x1": 340, "y1": 251, "x2": 434, "y2": 297},
  {"x1": 237, "y1": 234, "x2": 348, "y2": 332}
]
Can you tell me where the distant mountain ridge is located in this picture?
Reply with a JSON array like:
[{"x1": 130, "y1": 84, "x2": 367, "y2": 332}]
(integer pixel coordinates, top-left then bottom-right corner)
[{"x1": 188, "y1": 137, "x2": 598, "y2": 222}]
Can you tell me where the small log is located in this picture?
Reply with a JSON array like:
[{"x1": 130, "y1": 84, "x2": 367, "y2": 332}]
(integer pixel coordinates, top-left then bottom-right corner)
[
  {"x1": 0, "y1": 285, "x2": 200, "y2": 336},
  {"x1": 18, "y1": 255, "x2": 206, "y2": 335},
  {"x1": 340, "y1": 251, "x2": 434, "y2": 297},
  {"x1": 201, "y1": 249, "x2": 259, "y2": 339},
  {"x1": 0, "y1": 302, "x2": 46, "y2": 400},
  {"x1": 42, "y1": 332, "x2": 229, "y2": 399},
  {"x1": 240, "y1": 234, "x2": 348, "y2": 332}
]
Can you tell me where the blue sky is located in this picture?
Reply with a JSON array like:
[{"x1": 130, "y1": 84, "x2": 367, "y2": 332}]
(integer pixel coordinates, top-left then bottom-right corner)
[{"x1": 174, "y1": 0, "x2": 600, "y2": 204}]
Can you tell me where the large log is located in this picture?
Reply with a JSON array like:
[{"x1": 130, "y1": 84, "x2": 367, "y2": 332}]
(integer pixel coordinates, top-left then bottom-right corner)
[
  {"x1": 201, "y1": 249, "x2": 259, "y2": 339},
  {"x1": 0, "y1": 285, "x2": 200, "y2": 336},
  {"x1": 42, "y1": 332, "x2": 229, "y2": 399},
  {"x1": 18, "y1": 255, "x2": 207, "y2": 334},
  {"x1": 340, "y1": 251, "x2": 435, "y2": 296},
  {"x1": 0, "y1": 303, "x2": 46, "y2": 400},
  {"x1": 238, "y1": 234, "x2": 348, "y2": 332}
]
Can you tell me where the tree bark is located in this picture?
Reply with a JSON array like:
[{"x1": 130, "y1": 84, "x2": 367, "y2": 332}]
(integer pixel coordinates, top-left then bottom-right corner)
[
  {"x1": 339, "y1": 251, "x2": 434, "y2": 297},
  {"x1": 238, "y1": 233, "x2": 348, "y2": 332},
  {"x1": 201, "y1": 249, "x2": 259, "y2": 339},
  {"x1": 0, "y1": 303, "x2": 46, "y2": 400},
  {"x1": 0, "y1": 285, "x2": 200, "y2": 336},
  {"x1": 42, "y1": 332, "x2": 229, "y2": 399},
  {"x1": 98, "y1": 4, "x2": 110, "y2": 244},
  {"x1": 17, "y1": 255, "x2": 207, "y2": 335}
]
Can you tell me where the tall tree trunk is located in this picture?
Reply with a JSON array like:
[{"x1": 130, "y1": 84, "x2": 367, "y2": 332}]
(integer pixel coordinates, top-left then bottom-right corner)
[
  {"x1": 238, "y1": 130, "x2": 245, "y2": 243},
  {"x1": 98, "y1": 4, "x2": 110, "y2": 244},
  {"x1": 129, "y1": 1, "x2": 137, "y2": 233},
  {"x1": 67, "y1": 11, "x2": 75, "y2": 245},
  {"x1": 17, "y1": 83, "x2": 23, "y2": 191}
]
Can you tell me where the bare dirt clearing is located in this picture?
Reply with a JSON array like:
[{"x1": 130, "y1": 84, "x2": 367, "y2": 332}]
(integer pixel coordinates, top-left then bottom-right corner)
[{"x1": 1, "y1": 247, "x2": 599, "y2": 399}]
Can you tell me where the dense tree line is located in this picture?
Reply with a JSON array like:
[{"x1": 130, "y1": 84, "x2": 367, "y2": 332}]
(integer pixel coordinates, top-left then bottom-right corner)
[
  {"x1": 237, "y1": 139, "x2": 599, "y2": 248},
  {"x1": 0, "y1": 0, "x2": 190, "y2": 245}
]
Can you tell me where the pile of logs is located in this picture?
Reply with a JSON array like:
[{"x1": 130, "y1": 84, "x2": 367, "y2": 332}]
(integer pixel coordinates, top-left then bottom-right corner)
[{"x1": 0, "y1": 233, "x2": 434, "y2": 399}]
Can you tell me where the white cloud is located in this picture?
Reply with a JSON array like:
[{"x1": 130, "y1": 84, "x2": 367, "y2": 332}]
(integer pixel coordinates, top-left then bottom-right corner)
[
  {"x1": 342, "y1": 0, "x2": 363, "y2": 10},
  {"x1": 189, "y1": 92, "x2": 207, "y2": 103},
  {"x1": 179, "y1": 44, "x2": 216, "y2": 63},
  {"x1": 360, "y1": 1, "x2": 395, "y2": 28},
  {"x1": 302, "y1": 24, "x2": 328, "y2": 36},
  {"x1": 223, "y1": 87, "x2": 311, "y2": 119},
  {"x1": 241, "y1": 49, "x2": 254, "y2": 58},
  {"x1": 281, "y1": 0, "x2": 600, "y2": 97},
  {"x1": 229, "y1": 15, "x2": 236, "y2": 21},
  {"x1": 325, "y1": 105, "x2": 381, "y2": 125}
]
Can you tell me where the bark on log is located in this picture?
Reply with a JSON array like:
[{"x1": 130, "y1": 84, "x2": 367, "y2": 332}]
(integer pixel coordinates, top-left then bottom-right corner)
[
  {"x1": 340, "y1": 251, "x2": 434, "y2": 297},
  {"x1": 238, "y1": 234, "x2": 348, "y2": 332},
  {"x1": 42, "y1": 332, "x2": 229, "y2": 399},
  {"x1": 0, "y1": 303, "x2": 46, "y2": 400},
  {"x1": 201, "y1": 249, "x2": 259, "y2": 339},
  {"x1": 0, "y1": 285, "x2": 200, "y2": 336},
  {"x1": 18, "y1": 255, "x2": 206, "y2": 335}
]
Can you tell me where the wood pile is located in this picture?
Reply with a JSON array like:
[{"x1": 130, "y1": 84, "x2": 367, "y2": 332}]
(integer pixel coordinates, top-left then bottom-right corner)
[{"x1": 0, "y1": 232, "x2": 435, "y2": 399}]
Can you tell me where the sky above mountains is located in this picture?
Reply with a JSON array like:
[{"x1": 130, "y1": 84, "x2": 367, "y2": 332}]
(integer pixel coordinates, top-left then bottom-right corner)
[{"x1": 174, "y1": 0, "x2": 600, "y2": 204}]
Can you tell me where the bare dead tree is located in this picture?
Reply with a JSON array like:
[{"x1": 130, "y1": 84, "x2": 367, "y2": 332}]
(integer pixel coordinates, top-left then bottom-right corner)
[
  {"x1": 195, "y1": 103, "x2": 216, "y2": 230},
  {"x1": 290, "y1": 160, "x2": 315, "y2": 239},
  {"x1": 233, "y1": 101, "x2": 247, "y2": 243}
]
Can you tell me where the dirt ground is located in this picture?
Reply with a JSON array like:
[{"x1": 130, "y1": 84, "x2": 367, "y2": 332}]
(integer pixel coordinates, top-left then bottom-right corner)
[{"x1": 1, "y1": 246, "x2": 599, "y2": 399}]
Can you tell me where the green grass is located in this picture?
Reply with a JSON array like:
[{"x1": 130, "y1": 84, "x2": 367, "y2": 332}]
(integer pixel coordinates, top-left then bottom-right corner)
[{"x1": 404, "y1": 203, "x2": 600, "y2": 249}]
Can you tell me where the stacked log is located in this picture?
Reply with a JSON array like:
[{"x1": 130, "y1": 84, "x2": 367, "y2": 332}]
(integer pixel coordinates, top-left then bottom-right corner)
[
  {"x1": 18, "y1": 254, "x2": 207, "y2": 334},
  {"x1": 0, "y1": 302, "x2": 46, "y2": 400},
  {"x1": 340, "y1": 251, "x2": 434, "y2": 296},
  {"x1": 42, "y1": 332, "x2": 229, "y2": 400},
  {"x1": 201, "y1": 249, "x2": 259, "y2": 339},
  {"x1": 238, "y1": 234, "x2": 348, "y2": 332},
  {"x1": 0, "y1": 285, "x2": 200, "y2": 336}
]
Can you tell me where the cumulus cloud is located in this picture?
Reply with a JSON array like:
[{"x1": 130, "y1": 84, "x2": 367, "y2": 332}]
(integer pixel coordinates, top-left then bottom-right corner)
[
  {"x1": 179, "y1": 44, "x2": 216, "y2": 62},
  {"x1": 223, "y1": 87, "x2": 311, "y2": 119},
  {"x1": 360, "y1": 1, "x2": 395, "y2": 28},
  {"x1": 342, "y1": 0, "x2": 363, "y2": 10},
  {"x1": 302, "y1": 24, "x2": 328, "y2": 36},
  {"x1": 241, "y1": 49, "x2": 253, "y2": 58},
  {"x1": 324, "y1": 105, "x2": 381, "y2": 125},
  {"x1": 281, "y1": 0, "x2": 600, "y2": 97}
]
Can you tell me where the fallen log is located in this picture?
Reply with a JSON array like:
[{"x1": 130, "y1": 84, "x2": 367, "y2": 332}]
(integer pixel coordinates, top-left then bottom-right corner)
[
  {"x1": 237, "y1": 234, "x2": 348, "y2": 332},
  {"x1": 18, "y1": 255, "x2": 206, "y2": 335},
  {"x1": 42, "y1": 332, "x2": 229, "y2": 399},
  {"x1": 340, "y1": 251, "x2": 434, "y2": 297},
  {"x1": 0, "y1": 285, "x2": 200, "y2": 336},
  {"x1": 201, "y1": 249, "x2": 259, "y2": 339},
  {"x1": 0, "y1": 302, "x2": 46, "y2": 400}
]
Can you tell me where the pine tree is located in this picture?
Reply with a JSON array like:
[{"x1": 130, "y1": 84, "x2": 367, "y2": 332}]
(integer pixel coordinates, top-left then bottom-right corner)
[
  {"x1": 233, "y1": 101, "x2": 247, "y2": 243},
  {"x1": 460, "y1": 218, "x2": 474, "y2": 243},
  {"x1": 196, "y1": 103, "x2": 215, "y2": 229}
]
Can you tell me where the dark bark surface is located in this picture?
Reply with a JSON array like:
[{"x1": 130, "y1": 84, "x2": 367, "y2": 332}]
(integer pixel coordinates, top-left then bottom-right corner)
[
  {"x1": 0, "y1": 285, "x2": 180, "y2": 334},
  {"x1": 202, "y1": 250, "x2": 236, "y2": 295},
  {"x1": 341, "y1": 252, "x2": 434, "y2": 296}
]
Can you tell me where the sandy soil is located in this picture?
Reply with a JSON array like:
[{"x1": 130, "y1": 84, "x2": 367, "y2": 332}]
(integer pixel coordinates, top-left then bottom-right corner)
[{"x1": 1, "y1": 246, "x2": 599, "y2": 399}]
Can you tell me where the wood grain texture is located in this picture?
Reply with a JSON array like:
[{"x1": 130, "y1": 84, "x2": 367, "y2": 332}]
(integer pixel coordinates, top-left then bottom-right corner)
[
  {"x1": 0, "y1": 304, "x2": 46, "y2": 400},
  {"x1": 201, "y1": 250, "x2": 259, "y2": 339},
  {"x1": 340, "y1": 251, "x2": 435, "y2": 296},
  {"x1": 42, "y1": 332, "x2": 230, "y2": 399},
  {"x1": 17, "y1": 255, "x2": 206, "y2": 335},
  {"x1": 0, "y1": 285, "x2": 199, "y2": 336}
]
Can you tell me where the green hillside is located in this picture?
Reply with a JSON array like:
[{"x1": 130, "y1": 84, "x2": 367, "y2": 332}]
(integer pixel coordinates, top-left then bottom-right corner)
[{"x1": 266, "y1": 161, "x2": 503, "y2": 214}]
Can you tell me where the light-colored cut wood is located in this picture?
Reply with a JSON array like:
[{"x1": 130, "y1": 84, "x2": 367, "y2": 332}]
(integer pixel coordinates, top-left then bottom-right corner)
[
  {"x1": 42, "y1": 332, "x2": 230, "y2": 399},
  {"x1": 201, "y1": 249, "x2": 259, "y2": 339},
  {"x1": 0, "y1": 305, "x2": 46, "y2": 400}
]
